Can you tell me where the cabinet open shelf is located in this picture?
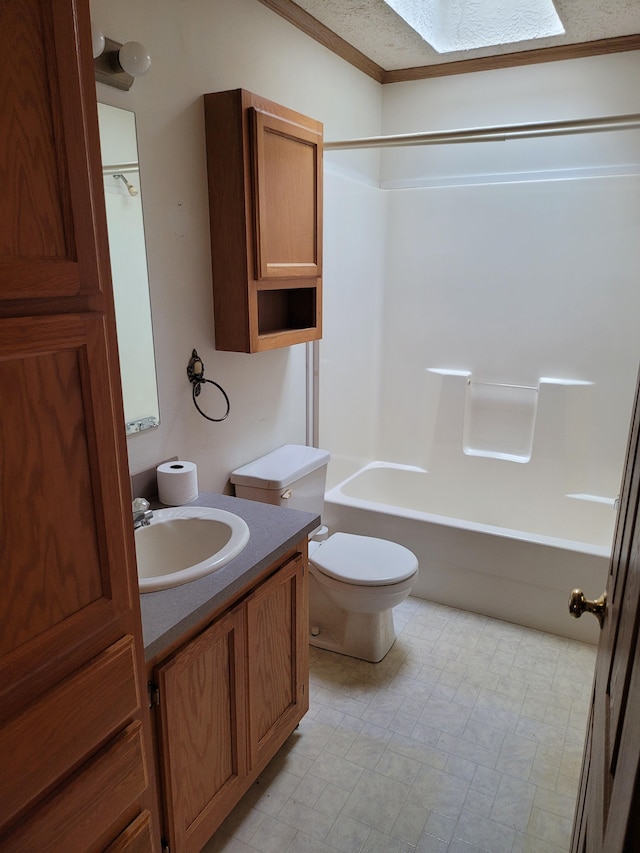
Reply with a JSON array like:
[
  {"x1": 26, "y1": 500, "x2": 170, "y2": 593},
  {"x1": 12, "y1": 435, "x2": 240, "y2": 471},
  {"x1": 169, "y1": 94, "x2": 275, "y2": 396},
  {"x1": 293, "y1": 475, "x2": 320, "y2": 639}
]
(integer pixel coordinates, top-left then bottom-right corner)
[{"x1": 257, "y1": 288, "x2": 318, "y2": 337}]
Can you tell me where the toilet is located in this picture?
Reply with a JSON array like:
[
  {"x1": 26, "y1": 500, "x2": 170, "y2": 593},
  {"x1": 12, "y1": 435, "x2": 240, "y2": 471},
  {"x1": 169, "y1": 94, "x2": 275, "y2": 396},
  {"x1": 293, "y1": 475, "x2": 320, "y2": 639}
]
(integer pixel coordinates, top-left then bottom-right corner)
[{"x1": 230, "y1": 445, "x2": 418, "y2": 662}]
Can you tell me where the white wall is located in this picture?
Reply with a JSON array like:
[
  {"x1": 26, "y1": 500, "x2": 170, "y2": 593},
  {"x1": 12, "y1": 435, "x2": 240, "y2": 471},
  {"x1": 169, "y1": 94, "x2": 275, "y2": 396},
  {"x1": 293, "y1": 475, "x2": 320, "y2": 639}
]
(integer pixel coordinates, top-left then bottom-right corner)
[
  {"x1": 319, "y1": 154, "x2": 386, "y2": 486},
  {"x1": 91, "y1": 0, "x2": 382, "y2": 492}
]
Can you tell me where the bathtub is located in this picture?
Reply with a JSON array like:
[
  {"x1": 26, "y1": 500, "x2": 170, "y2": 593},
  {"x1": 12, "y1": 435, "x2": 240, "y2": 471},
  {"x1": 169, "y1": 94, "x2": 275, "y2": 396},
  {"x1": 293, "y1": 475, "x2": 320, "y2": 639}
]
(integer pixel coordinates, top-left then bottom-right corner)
[{"x1": 323, "y1": 462, "x2": 615, "y2": 643}]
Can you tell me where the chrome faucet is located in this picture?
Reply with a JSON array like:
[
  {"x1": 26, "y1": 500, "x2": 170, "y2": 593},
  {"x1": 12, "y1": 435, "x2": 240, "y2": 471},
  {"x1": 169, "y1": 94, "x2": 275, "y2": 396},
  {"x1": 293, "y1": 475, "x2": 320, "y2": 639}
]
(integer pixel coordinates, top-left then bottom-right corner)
[{"x1": 132, "y1": 497, "x2": 153, "y2": 529}]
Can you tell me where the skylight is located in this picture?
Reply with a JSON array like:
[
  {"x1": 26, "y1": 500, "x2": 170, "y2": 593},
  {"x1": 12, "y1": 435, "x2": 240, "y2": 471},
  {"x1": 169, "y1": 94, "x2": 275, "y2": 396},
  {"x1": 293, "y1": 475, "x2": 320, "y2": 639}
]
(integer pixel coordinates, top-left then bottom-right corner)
[{"x1": 383, "y1": 0, "x2": 565, "y2": 54}]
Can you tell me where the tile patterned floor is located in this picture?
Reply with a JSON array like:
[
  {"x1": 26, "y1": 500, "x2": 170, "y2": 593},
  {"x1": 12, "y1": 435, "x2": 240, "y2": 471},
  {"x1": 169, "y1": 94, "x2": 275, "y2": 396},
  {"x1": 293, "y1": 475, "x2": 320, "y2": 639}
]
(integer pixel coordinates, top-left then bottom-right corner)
[{"x1": 201, "y1": 596, "x2": 596, "y2": 853}]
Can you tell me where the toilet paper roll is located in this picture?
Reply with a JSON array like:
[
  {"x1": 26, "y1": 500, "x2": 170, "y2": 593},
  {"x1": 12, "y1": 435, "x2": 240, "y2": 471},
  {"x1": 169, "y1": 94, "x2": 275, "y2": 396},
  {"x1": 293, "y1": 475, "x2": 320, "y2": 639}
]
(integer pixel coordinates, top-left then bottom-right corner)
[{"x1": 157, "y1": 460, "x2": 198, "y2": 506}]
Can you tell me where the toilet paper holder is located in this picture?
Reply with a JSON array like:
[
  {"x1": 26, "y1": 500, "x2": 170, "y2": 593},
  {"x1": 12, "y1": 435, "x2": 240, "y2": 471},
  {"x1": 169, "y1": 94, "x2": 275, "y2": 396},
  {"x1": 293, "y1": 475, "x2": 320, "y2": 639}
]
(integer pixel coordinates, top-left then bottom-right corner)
[{"x1": 187, "y1": 348, "x2": 230, "y2": 422}]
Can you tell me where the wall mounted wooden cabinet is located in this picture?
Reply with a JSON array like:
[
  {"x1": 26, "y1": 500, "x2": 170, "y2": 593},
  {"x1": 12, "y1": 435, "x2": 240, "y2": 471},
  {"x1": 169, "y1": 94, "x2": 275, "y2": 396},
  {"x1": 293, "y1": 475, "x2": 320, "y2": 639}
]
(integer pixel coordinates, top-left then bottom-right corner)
[
  {"x1": 204, "y1": 89, "x2": 323, "y2": 352},
  {"x1": 154, "y1": 549, "x2": 308, "y2": 852}
]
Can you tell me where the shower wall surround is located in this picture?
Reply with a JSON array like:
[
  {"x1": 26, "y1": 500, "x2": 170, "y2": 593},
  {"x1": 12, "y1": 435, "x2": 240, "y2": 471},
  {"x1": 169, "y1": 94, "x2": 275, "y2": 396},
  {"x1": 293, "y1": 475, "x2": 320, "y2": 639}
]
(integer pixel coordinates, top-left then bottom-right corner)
[
  {"x1": 319, "y1": 53, "x2": 640, "y2": 632},
  {"x1": 375, "y1": 173, "x2": 640, "y2": 496},
  {"x1": 320, "y1": 51, "x2": 640, "y2": 510}
]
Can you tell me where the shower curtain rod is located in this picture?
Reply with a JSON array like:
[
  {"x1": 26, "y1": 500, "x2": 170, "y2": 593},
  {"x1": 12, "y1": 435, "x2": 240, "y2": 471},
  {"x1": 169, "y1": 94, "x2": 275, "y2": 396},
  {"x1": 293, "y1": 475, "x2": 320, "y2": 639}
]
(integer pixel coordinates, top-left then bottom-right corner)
[
  {"x1": 324, "y1": 113, "x2": 640, "y2": 151},
  {"x1": 102, "y1": 162, "x2": 139, "y2": 175}
]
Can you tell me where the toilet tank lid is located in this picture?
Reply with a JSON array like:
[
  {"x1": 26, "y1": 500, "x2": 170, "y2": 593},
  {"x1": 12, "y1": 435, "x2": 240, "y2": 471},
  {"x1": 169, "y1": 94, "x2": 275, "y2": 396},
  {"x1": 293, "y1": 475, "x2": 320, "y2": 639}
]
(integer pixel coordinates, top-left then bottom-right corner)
[{"x1": 230, "y1": 444, "x2": 330, "y2": 490}]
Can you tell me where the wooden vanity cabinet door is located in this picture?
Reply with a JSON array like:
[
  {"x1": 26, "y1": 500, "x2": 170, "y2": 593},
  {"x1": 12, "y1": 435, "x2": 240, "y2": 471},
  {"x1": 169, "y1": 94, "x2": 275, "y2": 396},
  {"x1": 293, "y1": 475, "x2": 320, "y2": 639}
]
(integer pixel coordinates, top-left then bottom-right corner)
[
  {"x1": 246, "y1": 552, "x2": 309, "y2": 770},
  {"x1": 155, "y1": 604, "x2": 248, "y2": 853}
]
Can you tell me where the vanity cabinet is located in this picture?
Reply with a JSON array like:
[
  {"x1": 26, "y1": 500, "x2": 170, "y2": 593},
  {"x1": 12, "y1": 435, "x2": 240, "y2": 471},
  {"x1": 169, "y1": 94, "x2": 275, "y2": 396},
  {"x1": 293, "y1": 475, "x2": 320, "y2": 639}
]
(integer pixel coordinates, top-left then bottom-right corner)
[
  {"x1": 204, "y1": 89, "x2": 323, "y2": 352},
  {"x1": 154, "y1": 549, "x2": 308, "y2": 852}
]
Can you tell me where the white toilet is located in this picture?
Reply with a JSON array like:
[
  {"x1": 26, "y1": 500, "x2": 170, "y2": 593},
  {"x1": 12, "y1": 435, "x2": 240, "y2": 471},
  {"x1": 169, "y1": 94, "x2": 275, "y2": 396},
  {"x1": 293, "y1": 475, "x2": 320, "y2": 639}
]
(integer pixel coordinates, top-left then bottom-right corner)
[{"x1": 230, "y1": 445, "x2": 418, "y2": 662}]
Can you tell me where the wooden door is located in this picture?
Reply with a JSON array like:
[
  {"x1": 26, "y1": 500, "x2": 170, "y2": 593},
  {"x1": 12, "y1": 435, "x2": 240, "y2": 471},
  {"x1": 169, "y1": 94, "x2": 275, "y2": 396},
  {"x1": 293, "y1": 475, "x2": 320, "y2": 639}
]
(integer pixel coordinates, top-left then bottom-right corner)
[
  {"x1": 570, "y1": 370, "x2": 640, "y2": 851},
  {"x1": 155, "y1": 605, "x2": 248, "y2": 853},
  {"x1": 246, "y1": 553, "x2": 309, "y2": 770},
  {"x1": 0, "y1": 0, "x2": 158, "y2": 847}
]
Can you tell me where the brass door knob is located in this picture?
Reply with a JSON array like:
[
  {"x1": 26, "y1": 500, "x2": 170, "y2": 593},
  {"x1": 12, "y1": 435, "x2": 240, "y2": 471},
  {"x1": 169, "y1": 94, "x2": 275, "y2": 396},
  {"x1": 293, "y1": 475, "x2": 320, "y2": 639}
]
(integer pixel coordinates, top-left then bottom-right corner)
[{"x1": 568, "y1": 589, "x2": 607, "y2": 629}]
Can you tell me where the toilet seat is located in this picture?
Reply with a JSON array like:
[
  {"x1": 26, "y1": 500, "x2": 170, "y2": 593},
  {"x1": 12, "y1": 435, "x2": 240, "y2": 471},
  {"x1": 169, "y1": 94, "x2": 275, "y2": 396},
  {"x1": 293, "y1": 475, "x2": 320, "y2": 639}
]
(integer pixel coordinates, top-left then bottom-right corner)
[{"x1": 310, "y1": 532, "x2": 418, "y2": 587}]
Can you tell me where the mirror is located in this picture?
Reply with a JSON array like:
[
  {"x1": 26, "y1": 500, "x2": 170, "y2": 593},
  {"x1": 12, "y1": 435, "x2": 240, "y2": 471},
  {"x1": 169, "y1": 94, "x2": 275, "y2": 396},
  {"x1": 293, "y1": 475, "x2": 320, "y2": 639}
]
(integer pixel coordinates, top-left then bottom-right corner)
[{"x1": 97, "y1": 103, "x2": 160, "y2": 435}]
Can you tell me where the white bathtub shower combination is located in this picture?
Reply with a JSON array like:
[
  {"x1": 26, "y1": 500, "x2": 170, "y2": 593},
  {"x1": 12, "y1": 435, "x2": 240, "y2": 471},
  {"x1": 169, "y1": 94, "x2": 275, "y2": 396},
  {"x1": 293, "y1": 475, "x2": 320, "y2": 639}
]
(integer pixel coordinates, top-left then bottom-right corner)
[
  {"x1": 322, "y1": 370, "x2": 620, "y2": 644},
  {"x1": 321, "y1": 355, "x2": 627, "y2": 643},
  {"x1": 318, "y1": 58, "x2": 640, "y2": 646},
  {"x1": 324, "y1": 459, "x2": 614, "y2": 645}
]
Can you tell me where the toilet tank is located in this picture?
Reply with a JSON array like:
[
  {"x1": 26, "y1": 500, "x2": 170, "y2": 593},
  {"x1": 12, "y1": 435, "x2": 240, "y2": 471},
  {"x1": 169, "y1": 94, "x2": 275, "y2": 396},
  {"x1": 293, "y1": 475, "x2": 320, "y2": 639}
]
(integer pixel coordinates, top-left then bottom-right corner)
[{"x1": 230, "y1": 444, "x2": 330, "y2": 516}]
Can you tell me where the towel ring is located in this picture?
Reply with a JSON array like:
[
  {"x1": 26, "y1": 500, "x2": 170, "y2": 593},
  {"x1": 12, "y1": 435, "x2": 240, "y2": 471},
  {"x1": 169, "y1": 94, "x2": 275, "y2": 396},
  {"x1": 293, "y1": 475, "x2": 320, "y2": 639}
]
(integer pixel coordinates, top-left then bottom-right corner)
[{"x1": 187, "y1": 349, "x2": 230, "y2": 422}]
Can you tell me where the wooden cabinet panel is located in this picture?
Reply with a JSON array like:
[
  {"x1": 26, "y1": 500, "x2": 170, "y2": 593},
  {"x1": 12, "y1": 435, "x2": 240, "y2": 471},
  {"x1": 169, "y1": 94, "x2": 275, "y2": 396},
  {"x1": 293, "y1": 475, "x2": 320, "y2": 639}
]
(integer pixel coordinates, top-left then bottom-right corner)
[
  {"x1": 0, "y1": 313, "x2": 135, "y2": 721},
  {"x1": 204, "y1": 89, "x2": 323, "y2": 352},
  {"x1": 105, "y1": 811, "x2": 155, "y2": 853},
  {"x1": 0, "y1": 722, "x2": 148, "y2": 852},
  {"x1": 252, "y1": 110, "x2": 322, "y2": 280},
  {"x1": 0, "y1": 637, "x2": 140, "y2": 827},
  {"x1": 157, "y1": 605, "x2": 247, "y2": 853},
  {"x1": 246, "y1": 553, "x2": 308, "y2": 769},
  {"x1": 0, "y1": 342, "x2": 103, "y2": 651},
  {"x1": 1, "y1": 316, "x2": 110, "y2": 655},
  {"x1": 0, "y1": 3, "x2": 66, "y2": 260},
  {"x1": 0, "y1": 1, "x2": 108, "y2": 300}
]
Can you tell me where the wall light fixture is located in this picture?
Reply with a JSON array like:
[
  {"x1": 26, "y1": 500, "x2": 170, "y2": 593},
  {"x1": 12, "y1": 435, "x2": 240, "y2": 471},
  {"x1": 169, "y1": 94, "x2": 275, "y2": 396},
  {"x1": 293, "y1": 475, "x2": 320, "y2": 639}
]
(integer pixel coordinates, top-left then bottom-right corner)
[{"x1": 92, "y1": 24, "x2": 151, "y2": 91}]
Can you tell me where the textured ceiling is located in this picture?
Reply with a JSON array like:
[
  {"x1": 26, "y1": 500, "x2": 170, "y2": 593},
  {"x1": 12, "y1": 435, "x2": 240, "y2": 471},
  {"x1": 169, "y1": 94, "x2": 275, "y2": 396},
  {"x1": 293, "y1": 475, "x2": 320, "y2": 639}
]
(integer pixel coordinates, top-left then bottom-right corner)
[{"x1": 271, "y1": 0, "x2": 640, "y2": 77}]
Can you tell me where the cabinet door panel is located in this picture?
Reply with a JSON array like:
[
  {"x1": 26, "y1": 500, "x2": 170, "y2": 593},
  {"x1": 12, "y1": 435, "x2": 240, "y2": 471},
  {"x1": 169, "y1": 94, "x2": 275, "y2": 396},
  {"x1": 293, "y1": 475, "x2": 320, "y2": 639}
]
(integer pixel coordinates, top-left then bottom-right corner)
[
  {"x1": 157, "y1": 605, "x2": 247, "y2": 853},
  {"x1": 0, "y1": 722, "x2": 148, "y2": 852},
  {"x1": 246, "y1": 553, "x2": 308, "y2": 769},
  {"x1": 0, "y1": 0, "x2": 106, "y2": 299},
  {"x1": 0, "y1": 314, "x2": 134, "y2": 720},
  {"x1": 251, "y1": 109, "x2": 322, "y2": 280}
]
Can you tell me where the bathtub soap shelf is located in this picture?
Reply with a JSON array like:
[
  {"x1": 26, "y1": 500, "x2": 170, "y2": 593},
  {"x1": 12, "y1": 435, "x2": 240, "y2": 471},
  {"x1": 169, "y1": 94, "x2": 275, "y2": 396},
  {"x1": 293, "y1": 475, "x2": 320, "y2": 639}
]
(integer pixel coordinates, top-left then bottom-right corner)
[{"x1": 463, "y1": 380, "x2": 538, "y2": 463}]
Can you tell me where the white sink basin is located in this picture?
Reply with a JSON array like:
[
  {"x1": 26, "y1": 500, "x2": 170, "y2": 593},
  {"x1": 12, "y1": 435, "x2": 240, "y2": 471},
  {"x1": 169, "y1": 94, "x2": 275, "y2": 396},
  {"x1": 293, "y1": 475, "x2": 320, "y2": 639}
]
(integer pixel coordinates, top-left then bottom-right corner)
[{"x1": 135, "y1": 506, "x2": 250, "y2": 592}]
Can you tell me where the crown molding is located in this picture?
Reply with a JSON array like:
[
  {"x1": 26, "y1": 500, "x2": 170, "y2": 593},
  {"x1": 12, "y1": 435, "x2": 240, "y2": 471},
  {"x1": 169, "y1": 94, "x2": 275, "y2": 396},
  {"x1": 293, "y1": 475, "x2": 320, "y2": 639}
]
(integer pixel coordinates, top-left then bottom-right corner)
[
  {"x1": 256, "y1": 0, "x2": 385, "y2": 81},
  {"x1": 257, "y1": 1, "x2": 640, "y2": 84},
  {"x1": 383, "y1": 34, "x2": 640, "y2": 83}
]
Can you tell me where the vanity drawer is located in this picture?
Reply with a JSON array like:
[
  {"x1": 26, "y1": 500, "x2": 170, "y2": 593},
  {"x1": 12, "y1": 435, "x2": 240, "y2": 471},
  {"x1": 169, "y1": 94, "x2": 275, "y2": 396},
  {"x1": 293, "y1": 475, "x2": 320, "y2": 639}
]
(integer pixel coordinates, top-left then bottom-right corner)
[
  {"x1": 1, "y1": 635, "x2": 141, "y2": 827},
  {"x1": 105, "y1": 809, "x2": 155, "y2": 853},
  {"x1": 0, "y1": 721, "x2": 149, "y2": 851}
]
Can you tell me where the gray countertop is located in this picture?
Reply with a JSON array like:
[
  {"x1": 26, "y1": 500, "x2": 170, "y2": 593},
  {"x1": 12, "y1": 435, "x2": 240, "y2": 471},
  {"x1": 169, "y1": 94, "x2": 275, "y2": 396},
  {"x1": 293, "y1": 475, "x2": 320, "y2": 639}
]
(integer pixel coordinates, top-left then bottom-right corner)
[{"x1": 139, "y1": 491, "x2": 319, "y2": 662}]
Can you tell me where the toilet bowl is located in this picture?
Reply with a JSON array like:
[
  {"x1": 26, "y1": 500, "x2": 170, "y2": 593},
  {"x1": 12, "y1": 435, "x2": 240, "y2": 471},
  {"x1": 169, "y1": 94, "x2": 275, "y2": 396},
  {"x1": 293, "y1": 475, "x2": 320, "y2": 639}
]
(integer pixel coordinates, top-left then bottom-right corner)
[
  {"x1": 307, "y1": 532, "x2": 418, "y2": 661},
  {"x1": 230, "y1": 445, "x2": 420, "y2": 662}
]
